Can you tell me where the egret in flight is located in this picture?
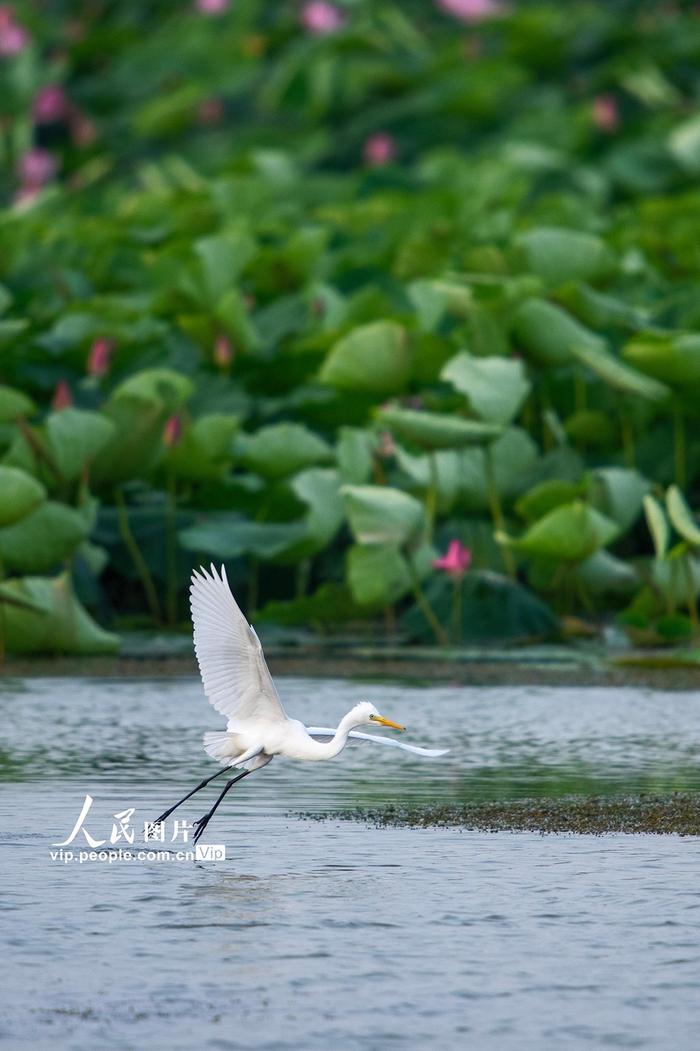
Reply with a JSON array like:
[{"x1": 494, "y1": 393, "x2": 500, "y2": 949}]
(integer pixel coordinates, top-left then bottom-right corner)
[{"x1": 155, "y1": 564, "x2": 448, "y2": 843}]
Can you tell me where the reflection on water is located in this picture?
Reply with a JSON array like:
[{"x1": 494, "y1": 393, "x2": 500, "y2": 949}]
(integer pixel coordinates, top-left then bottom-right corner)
[{"x1": 1, "y1": 677, "x2": 699, "y2": 1050}]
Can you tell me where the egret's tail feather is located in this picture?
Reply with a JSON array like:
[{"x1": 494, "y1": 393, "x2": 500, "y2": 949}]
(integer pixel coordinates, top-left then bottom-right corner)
[
  {"x1": 203, "y1": 731, "x2": 240, "y2": 766},
  {"x1": 203, "y1": 732, "x2": 265, "y2": 770}
]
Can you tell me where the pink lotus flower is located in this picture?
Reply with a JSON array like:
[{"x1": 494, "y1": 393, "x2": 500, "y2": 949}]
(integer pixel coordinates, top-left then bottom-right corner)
[
  {"x1": 195, "y1": 0, "x2": 229, "y2": 13},
  {"x1": 436, "y1": 0, "x2": 507, "y2": 22},
  {"x1": 87, "y1": 338, "x2": 114, "y2": 378},
  {"x1": 163, "y1": 415, "x2": 183, "y2": 448},
  {"x1": 52, "y1": 380, "x2": 73, "y2": 411},
  {"x1": 18, "y1": 148, "x2": 56, "y2": 189},
  {"x1": 0, "y1": 6, "x2": 28, "y2": 56},
  {"x1": 301, "y1": 1, "x2": 345, "y2": 35},
  {"x1": 213, "y1": 335, "x2": 233, "y2": 368},
  {"x1": 363, "y1": 132, "x2": 396, "y2": 167},
  {"x1": 34, "y1": 85, "x2": 69, "y2": 123},
  {"x1": 433, "y1": 540, "x2": 472, "y2": 579},
  {"x1": 592, "y1": 94, "x2": 619, "y2": 133}
]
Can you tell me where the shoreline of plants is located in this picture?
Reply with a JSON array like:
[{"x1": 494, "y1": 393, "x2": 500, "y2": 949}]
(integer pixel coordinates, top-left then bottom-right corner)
[{"x1": 2, "y1": 1, "x2": 700, "y2": 654}]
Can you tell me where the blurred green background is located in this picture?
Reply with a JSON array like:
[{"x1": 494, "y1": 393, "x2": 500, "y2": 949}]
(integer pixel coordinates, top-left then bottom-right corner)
[{"x1": 2, "y1": 0, "x2": 700, "y2": 655}]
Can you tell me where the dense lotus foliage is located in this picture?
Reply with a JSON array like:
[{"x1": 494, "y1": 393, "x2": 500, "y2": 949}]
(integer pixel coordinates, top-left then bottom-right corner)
[{"x1": 2, "y1": 0, "x2": 700, "y2": 653}]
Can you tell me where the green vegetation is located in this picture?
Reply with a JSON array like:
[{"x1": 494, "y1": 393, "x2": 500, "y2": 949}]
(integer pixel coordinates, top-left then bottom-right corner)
[
  {"x1": 2, "y1": 1, "x2": 700, "y2": 653},
  {"x1": 315, "y1": 794, "x2": 700, "y2": 835}
]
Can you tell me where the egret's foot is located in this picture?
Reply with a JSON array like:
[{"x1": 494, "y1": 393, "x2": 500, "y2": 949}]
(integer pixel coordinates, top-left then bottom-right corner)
[
  {"x1": 192, "y1": 814, "x2": 212, "y2": 845},
  {"x1": 152, "y1": 807, "x2": 175, "y2": 826}
]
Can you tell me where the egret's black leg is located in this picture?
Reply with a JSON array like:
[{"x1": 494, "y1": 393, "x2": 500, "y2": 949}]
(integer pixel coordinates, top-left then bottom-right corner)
[
  {"x1": 153, "y1": 766, "x2": 230, "y2": 826},
  {"x1": 192, "y1": 768, "x2": 253, "y2": 845}
]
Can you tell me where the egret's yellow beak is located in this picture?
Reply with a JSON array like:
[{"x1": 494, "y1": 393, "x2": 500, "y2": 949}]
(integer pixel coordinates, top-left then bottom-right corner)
[{"x1": 372, "y1": 715, "x2": 406, "y2": 731}]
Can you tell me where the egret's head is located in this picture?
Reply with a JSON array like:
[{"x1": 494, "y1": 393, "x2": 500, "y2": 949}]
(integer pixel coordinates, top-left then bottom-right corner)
[{"x1": 351, "y1": 700, "x2": 405, "y2": 732}]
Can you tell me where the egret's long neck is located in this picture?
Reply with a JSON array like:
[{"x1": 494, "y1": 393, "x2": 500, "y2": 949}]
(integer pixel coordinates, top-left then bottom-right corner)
[{"x1": 309, "y1": 709, "x2": 359, "y2": 760}]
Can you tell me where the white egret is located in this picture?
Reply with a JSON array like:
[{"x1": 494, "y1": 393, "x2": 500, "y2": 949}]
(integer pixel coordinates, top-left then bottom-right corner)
[{"x1": 155, "y1": 564, "x2": 449, "y2": 843}]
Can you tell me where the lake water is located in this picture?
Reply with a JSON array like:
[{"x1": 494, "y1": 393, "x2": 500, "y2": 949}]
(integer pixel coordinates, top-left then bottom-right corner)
[{"x1": 1, "y1": 677, "x2": 699, "y2": 1050}]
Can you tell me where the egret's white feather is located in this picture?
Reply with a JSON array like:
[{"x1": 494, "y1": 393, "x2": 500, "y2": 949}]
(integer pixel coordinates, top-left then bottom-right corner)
[
  {"x1": 156, "y1": 566, "x2": 450, "y2": 839},
  {"x1": 190, "y1": 564, "x2": 288, "y2": 730},
  {"x1": 202, "y1": 730, "x2": 234, "y2": 763},
  {"x1": 202, "y1": 736, "x2": 265, "y2": 769},
  {"x1": 305, "y1": 726, "x2": 449, "y2": 758}
]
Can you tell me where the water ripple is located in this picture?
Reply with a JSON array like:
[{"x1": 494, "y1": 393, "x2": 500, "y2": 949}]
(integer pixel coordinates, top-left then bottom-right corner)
[{"x1": 1, "y1": 677, "x2": 699, "y2": 1050}]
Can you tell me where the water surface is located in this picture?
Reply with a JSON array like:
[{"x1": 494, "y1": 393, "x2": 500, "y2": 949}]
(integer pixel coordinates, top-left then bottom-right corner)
[{"x1": 1, "y1": 677, "x2": 699, "y2": 1049}]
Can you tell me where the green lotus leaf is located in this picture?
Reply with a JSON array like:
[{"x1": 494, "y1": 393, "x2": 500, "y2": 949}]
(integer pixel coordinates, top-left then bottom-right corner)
[
  {"x1": 558, "y1": 283, "x2": 650, "y2": 331},
  {"x1": 395, "y1": 446, "x2": 462, "y2": 514},
  {"x1": 571, "y1": 342, "x2": 669, "y2": 401},
  {"x1": 458, "y1": 427, "x2": 540, "y2": 510},
  {"x1": 167, "y1": 413, "x2": 239, "y2": 482},
  {"x1": 401, "y1": 570, "x2": 559, "y2": 643},
  {"x1": 4, "y1": 409, "x2": 116, "y2": 487},
  {"x1": 651, "y1": 556, "x2": 700, "y2": 607},
  {"x1": 517, "y1": 226, "x2": 614, "y2": 284},
  {"x1": 132, "y1": 82, "x2": 203, "y2": 137},
  {"x1": 515, "y1": 479, "x2": 582, "y2": 523},
  {"x1": 0, "y1": 384, "x2": 35, "y2": 423},
  {"x1": 408, "y1": 279, "x2": 472, "y2": 330},
  {"x1": 623, "y1": 333, "x2": 700, "y2": 388},
  {"x1": 377, "y1": 407, "x2": 501, "y2": 449},
  {"x1": 45, "y1": 408, "x2": 116, "y2": 481},
  {"x1": 336, "y1": 427, "x2": 377, "y2": 484},
  {"x1": 511, "y1": 297, "x2": 605, "y2": 367},
  {"x1": 669, "y1": 113, "x2": 700, "y2": 173},
  {"x1": 0, "y1": 500, "x2": 91, "y2": 573},
  {"x1": 666, "y1": 485, "x2": 700, "y2": 547},
  {"x1": 643, "y1": 494, "x2": 669, "y2": 561},
  {"x1": 290, "y1": 467, "x2": 344, "y2": 549},
  {"x1": 0, "y1": 465, "x2": 46, "y2": 527},
  {"x1": 575, "y1": 550, "x2": 639, "y2": 594},
  {"x1": 341, "y1": 484, "x2": 425, "y2": 547},
  {"x1": 320, "y1": 321, "x2": 410, "y2": 395},
  {"x1": 211, "y1": 288, "x2": 261, "y2": 353},
  {"x1": 240, "y1": 423, "x2": 332, "y2": 479},
  {"x1": 499, "y1": 501, "x2": 619, "y2": 562},
  {"x1": 346, "y1": 540, "x2": 434, "y2": 608},
  {"x1": 0, "y1": 318, "x2": 28, "y2": 345},
  {"x1": 564, "y1": 409, "x2": 617, "y2": 448},
  {"x1": 91, "y1": 396, "x2": 170, "y2": 486},
  {"x1": 179, "y1": 514, "x2": 308, "y2": 562},
  {"x1": 441, "y1": 351, "x2": 531, "y2": 426},
  {"x1": 587, "y1": 467, "x2": 650, "y2": 533},
  {"x1": 346, "y1": 543, "x2": 412, "y2": 607},
  {"x1": 194, "y1": 228, "x2": 256, "y2": 305},
  {"x1": 0, "y1": 574, "x2": 119, "y2": 655},
  {"x1": 255, "y1": 583, "x2": 360, "y2": 626},
  {"x1": 112, "y1": 368, "x2": 193, "y2": 411}
]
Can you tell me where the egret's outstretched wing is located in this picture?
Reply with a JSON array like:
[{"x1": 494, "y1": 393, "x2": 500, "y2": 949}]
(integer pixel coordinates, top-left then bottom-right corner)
[
  {"x1": 190, "y1": 564, "x2": 288, "y2": 729},
  {"x1": 305, "y1": 727, "x2": 449, "y2": 758}
]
